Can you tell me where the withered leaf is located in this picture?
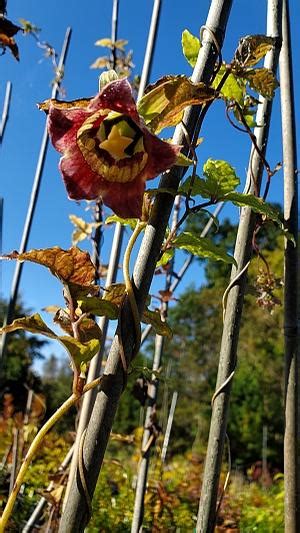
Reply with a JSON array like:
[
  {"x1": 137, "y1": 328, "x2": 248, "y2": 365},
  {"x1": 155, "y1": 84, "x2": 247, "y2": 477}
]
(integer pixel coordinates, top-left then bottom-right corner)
[
  {"x1": 103, "y1": 283, "x2": 126, "y2": 306},
  {"x1": 234, "y1": 35, "x2": 276, "y2": 68},
  {"x1": 241, "y1": 67, "x2": 279, "y2": 99},
  {"x1": 38, "y1": 97, "x2": 92, "y2": 113},
  {"x1": 0, "y1": 18, "x2": 21, "y2": 60},
  {"x1": 1, "y1": 246, "x2": 96, "y2": 287},
  {"x1": 138, "y1": 75, "x2": 215, "y2": 133}
]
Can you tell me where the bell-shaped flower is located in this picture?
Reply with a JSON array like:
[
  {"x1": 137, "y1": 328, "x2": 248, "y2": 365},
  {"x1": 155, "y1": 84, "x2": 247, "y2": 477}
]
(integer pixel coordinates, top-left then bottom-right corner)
[{"x1": 40, "y1": 78, "x2": 182, "y2": 218}]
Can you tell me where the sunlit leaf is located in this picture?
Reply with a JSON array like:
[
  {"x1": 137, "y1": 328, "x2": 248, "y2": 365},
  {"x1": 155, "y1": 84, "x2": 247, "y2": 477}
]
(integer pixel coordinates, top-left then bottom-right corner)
[
  {"x1": 138, "y1": 75, "x2": 215, "y2": 133},
  {"x1": 78, "y1": 297, "x2": 119, "y2": 319},
  {"x1": 173, "y1": 232, "x2": 236, "y2": 265},
  {"x1": 103, "y1": 283, "x2": 126, "y2": 306},
  {"x1": 95, "y1": 38, "x2": 113, "y2": 48},
  {"x1": 234, "y1": 35, "x2": 276, "y2": 67},
  {"x1": 241, "y1": 67, "x2": 279, "y2": 99},
  {"x1": 38, "y1": 98, "x2": 91, "y2": 113},
  {"x1": 142, "y1": 309, "x2": 173, "y2": 339},
  {"x1": 69, "y1": 215, "x2": 101, "y2": 246},
  {"x1": 181, "y1": 29, "x2": 200, "y2": 68},
  {"x1": 176, "y1": 152, "x2": 194, "y2": 167},
  {"x1": 105, "y1": 214, "x2": 138, "y2": 230},
  {"x1": 212, "y1": 64, "x2": 246, "y2": 104},
  {"x1": 1, "y1": 247, "x2": 96, "y2": 287},
  {"x1": 115, "y1": 39, "x2": 128, "y2": 50},
  {"x1": 58, "y1": 336, "x2": 100, "y2": 368},
  {"x1": 156, "y1": 248, "x2": 174, "y2": 268},
  {"x1": 90, "y1": 56, "x2": 110, "y2": 69},
  {"x1": 180, "y1": 159, "x2": 239, "y2": 199},
  {"x1": 225, "y1": 192, "x2": 283, "y2": 224},
  {"x1": 0, "y1": 313, "x2": 57, "y2": 338}
]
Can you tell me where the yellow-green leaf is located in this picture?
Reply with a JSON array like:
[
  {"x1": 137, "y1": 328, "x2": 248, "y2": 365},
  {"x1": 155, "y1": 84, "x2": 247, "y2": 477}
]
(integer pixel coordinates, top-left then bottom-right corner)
[
  {"x1": 103, "y1": 283, "x2": 126, "y2": 306},
  {"x1": 90, "y1": 57, "x2": 110, "y2": 69},
  {"x1": 224, "y1": 192, "x2": 282, "y2": 224},
  {"x1": 212, "y1": 64, "x2": 246, "y2": 104},
  {"x1": 176, "y1": 152, "x2": 194, "y2": 167},
  {"x1": 58, "y1": 336, "x2": 100, "y2": 368},
  {"x1": 138, "y1": 75, "x2": 215, "y2": 133},
  {"x1": 156, "y1": 248, "x2": 174, "y2": 268},
  {"x1": 234, "y1": 35, "x2": 276, "y2": 67},
  {"x1": 181, "y1": 29, "x2": 200, "y2": 68},
  {"x1": 105, "y1": 214, "x2": 138, "y2": 230},
  {"x1": 78, "y1": 297, "x2": 119, "y2": 319},
  {"x1": 142, "y1": 309, "x2": 173, "y2": 339},
  {"x1": 0, "y1": 313, "x2": 57, "y2": 338},
  {"x1": 173, "y1": 232, "x2": 236, "y2": 265},
  {"x1": 69, "y1": 215, "x2": 102, "y2": 246},
  {"x1": 180, "y1": 159, "x2": 239, "y2": 199},
  {"x1": 95, "y1": 38, "x2": 113, "y2": 48},
  {"x1": 241, "y1": 67, "x2": 279, "y2": 99}
]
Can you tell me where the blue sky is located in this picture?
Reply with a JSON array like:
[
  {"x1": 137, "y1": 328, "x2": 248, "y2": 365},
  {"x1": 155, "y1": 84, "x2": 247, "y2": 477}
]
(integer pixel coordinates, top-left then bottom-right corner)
[{"x1": 1, "y1": 0, "x2": 299, "y2": 368}]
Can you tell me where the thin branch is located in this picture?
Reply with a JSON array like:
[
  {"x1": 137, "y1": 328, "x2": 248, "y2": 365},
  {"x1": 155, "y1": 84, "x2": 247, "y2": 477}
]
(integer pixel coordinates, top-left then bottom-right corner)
[
  {"x1": 59, "y1": 1, "x2": 233, "y2": 530},
  {"x1": 196, "y1": 2, "x2": 282, "y2": 531}
]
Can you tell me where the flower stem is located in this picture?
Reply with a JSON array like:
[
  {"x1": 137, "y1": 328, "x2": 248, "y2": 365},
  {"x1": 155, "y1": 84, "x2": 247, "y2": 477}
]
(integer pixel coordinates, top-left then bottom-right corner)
[{"x1": 0, "y1": 378, "x2": 101, "y2": 533}]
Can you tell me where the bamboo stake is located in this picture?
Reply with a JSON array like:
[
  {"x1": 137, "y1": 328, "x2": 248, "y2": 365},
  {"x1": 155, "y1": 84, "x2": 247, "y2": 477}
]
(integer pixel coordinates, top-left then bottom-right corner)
[
  {"x1": 132, "y1": 200, "x2": 224, "y2": 530},
  {"x1": 62, "y1": 0, "x2": 163, "y2": 515},
  {"x1": 196, "y1": 2, "x2": 282, "y2": 531},
  {"x1": 0, "y1": 28, "x2": 72, "y2": 361},
  {"x1": 59, "y1": 2, "x2": 233, "y2": 530},
  {"x1": 161, "y1": 391, "x2": 178, "y2": 463},
  {"x1": 0, "y1": 81, "x2": 12, "y2": 141},
  {"x1": 279, "y1": 1, "x2": 299, "y2": 530}
]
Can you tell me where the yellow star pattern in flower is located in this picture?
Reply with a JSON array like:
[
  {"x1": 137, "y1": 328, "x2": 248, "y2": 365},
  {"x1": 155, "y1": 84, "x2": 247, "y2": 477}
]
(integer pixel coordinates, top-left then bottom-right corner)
[{"x1": 99, "y1": 124, "x2": 133, "y2": 159}]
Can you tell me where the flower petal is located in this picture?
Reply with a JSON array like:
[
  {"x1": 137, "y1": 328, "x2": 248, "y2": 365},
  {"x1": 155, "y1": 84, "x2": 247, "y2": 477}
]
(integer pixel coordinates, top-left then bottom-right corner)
[
  {"x1": 48, "y1": 107, "x2": 93, "y2": 153},
  {"x1": 88, "y1": 78, "x2": 138, "y2": 120},
  {"x1": 60, "y1": 144, "x2": 145, "y2": 218},
  {"x1": 60, "y1": 145, "x2": 101, "y2": 200},
  {"x1": 142, "y1": 129, "x2": 181, "y2": 180}
]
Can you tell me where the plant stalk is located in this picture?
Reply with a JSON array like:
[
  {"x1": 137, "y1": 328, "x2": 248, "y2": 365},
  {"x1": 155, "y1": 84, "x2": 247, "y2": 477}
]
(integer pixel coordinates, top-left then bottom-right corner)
[
  {"x1": 279, "y1": 1, "x2": 299, "y2": 530},
  {"x1": 196, "y1": 2, "x2": 282, "y2": 531}
]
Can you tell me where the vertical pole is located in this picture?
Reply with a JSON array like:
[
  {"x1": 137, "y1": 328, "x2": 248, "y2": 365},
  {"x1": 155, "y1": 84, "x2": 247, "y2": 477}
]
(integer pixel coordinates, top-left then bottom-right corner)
[
  {"x1": 279, "y1": 1, "x2": 299, "y2": 530},
  {"x1": 62, "y1": 0, "x2": 163, "y2": 515},
  {"x1": 196, "y1": 2, "x2": 282, "y2": 531},
  {"x1": 0, "y1": 28, "x2": 72, "y2": 361}
]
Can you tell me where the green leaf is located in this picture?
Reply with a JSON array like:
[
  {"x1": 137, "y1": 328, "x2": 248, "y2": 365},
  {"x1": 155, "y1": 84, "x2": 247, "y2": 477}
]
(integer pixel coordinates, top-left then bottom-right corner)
[
  {"x1": 176, "y1": 151, "x2": 194, "y2": 167},
  {"x1": 78, "y1": 297, "x2": 119, "y2": 319},
  {"x1": 241, "y1": 67, "x2": 279, "y2": 99},
  {"x1": 142, "y1": 309, "x2": 173, "y2": 339},
  {"x1": 0, "y1": 313, "x2": 57, "y2": 339},
  {"x1": 58, "y1": 336, "x2": 100, "y2": 368},
  {"x1": 225, "y1": 192, "x2": 283, "y2": 223},
  {"x1": 181, "y1": 29, "x2": 200, "y2": 68},
  {"x1": 105, "y1": 214, "x2": 138, "y2": 230},
  {"x1": 234, "y1": 35, "x2": 276, "y2": 67},
  {"x1": 156, "y1": 248, "x2": 174, "y2": 268},
  {"x1": 181, "y1": 159, "x2": 240, "y2": 199},
  {"x1": 138, "y1": 75, "x2": 215, "y2": 133},
  {"x1": 212, "y1": 64, "x2": 246, "y2": 104},
  {"x1": 173, "y1": 232, "x2": 236, "y2": 265}
]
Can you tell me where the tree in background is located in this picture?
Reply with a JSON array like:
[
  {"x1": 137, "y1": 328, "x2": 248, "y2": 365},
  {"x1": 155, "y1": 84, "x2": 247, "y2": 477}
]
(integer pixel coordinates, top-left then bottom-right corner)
[{"x1": 0, "y1": 299, "x2": 45, "y2": 415}]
